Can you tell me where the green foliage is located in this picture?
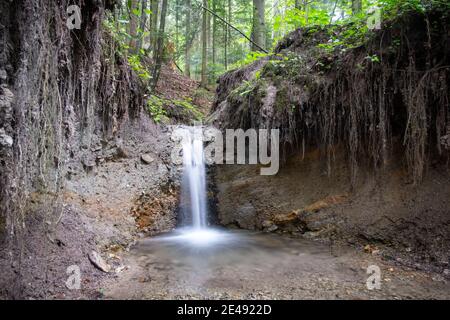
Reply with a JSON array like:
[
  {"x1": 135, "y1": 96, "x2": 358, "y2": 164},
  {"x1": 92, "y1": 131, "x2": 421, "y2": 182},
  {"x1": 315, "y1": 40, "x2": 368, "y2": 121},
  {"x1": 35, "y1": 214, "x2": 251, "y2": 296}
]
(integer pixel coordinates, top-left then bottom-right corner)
[
  {"x1": 365, "y1": 54, "x2": 380, "y2": 63},
  {"x1": 105, "y1": 0, "x2": 450, "y2": 88},
  {"x1": 230, "y1": 80, "x2": 257, "y2": 97},
  {"x1": 146, "y1": 95, "x2": 204, "y2": 123},
  {"x1": 128, "y1": 54, "x2": 151, "y2": 80},
  {"x1": 103, "y1": 12, "x2": 151, "y2": 82},
  {"x1": 231, "y1": 51, "x2": 270, "y2": 69},
  {"x1": 146, "y1": 95, "x2": 168, "y2": 123},
  {"x1": 172, "y1": 98, "x2": 204, "y2": 121}
]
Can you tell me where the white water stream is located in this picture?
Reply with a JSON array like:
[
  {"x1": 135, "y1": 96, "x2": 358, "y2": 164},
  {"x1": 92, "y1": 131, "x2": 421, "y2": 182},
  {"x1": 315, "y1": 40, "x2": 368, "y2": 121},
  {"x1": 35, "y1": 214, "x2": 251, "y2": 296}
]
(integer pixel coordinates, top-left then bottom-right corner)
[{"x1": 156, "y1": 126, "x2": 231, "y2": 247}]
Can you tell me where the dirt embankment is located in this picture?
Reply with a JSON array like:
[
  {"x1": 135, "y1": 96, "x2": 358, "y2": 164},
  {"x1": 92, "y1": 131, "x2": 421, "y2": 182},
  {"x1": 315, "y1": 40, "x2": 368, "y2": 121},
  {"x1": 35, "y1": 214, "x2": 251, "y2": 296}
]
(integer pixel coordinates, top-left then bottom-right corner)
[
  {"x1": 0, "y1": 0, "x2": 186, "y2": 299},
  {"x1": 211, "y1": 9, "x2": 450, "y2": 274}
]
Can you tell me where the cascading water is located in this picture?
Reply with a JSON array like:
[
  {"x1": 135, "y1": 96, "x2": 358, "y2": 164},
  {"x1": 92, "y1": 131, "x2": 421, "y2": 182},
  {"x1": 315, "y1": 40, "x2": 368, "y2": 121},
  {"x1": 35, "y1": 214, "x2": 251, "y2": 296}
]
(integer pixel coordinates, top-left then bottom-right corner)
[
  {"x1": 166, "y1": 126, "x2": 230, "y2": 246},
  {"x1": 181, "y1": 127, "x2": 208, "y2": 229}
]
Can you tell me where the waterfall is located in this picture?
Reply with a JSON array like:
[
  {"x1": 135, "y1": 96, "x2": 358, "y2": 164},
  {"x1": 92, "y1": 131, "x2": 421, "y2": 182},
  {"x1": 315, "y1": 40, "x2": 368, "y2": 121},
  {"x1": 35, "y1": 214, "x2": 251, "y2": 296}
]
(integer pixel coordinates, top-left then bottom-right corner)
[
  {"x1": 146, "y1": 126, "x2": 231, "y2": 246},
  {"x1": 181, "y1": 127, "x2": 208, "y2": 229}
]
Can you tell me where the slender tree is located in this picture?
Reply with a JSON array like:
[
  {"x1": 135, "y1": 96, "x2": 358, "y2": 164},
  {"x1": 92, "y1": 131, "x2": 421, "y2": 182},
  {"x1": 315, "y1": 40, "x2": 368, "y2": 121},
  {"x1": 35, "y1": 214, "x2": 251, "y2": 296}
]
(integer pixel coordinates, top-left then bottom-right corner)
[
  {"x1": 251, "y1": 0, "x2": 266, "y2": 52},
  {"x1": 151, "y1": 0, "x2": 168, "y2": 89},
  {"x1": 185, "y1": 0, "x2": 191, "y2": 76},
  {"x1": 224, "y1": 0, "x2": 230, "y2": 70},
  {"x1": 136, "y1": 0, "x2": 148, "y2": 51},
  {"x1": 212, "y1": 0, "x2": 217, "y2": 66},
  {"x1": 176, "y1": 0, "x2": 180, "y2": 54},
  {"x1": 150, "y1": 0, "x2": 160, "y2": 53},
  {"x1": 129, "y1": 0, "x2": 139, "y2": 52},
  {"x1": 201, "y1": 0, "x2": 208, "y2": 86}
]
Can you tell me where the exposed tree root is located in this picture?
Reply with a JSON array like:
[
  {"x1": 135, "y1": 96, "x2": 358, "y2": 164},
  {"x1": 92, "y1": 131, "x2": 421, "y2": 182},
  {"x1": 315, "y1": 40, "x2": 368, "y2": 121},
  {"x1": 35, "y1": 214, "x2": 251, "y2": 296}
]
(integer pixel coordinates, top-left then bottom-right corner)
[{"x1": 211, "y1": 9, "x2": 449, "y2": 186}]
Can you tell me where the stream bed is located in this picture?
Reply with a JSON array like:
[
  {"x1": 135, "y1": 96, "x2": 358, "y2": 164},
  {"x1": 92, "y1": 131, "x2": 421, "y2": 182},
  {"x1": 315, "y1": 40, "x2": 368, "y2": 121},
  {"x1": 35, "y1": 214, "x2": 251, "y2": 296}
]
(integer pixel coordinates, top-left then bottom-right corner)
[{"x1": 104, "y1": 229, "x2": 450, "y2": 299}]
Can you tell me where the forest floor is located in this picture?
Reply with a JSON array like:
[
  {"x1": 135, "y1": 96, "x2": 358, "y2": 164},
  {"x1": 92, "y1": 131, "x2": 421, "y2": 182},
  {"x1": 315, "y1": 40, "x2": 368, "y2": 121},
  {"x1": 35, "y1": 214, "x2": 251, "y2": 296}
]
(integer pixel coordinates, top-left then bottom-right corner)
[{"x1": 103, "y1": 230, "x2": 450, "y2": 299}]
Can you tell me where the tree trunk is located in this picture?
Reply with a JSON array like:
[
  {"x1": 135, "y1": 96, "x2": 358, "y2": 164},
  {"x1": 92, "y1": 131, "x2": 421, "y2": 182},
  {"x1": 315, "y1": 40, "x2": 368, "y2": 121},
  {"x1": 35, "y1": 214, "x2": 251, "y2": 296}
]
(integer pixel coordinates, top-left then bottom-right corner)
[
  {"x1": 137, "y1": 0, "x2": 148, "y2": 51},
  {"x1": 185, "y1": 0, "x2": 191, "y2": 76},
  {"x1": 201, "y1": 0, "x2": 208, "y2": 87},
  {"x1": 212, "y1": 0, "x2": 216, "y2": 66},
  {"x1": 251, "y1": 0, "x2": 265, "y2": 52},
  {"x1": 224, "y1": 0, "x2": 230, "y2": 70},
  {"x1": 176, "y1": 0, "x2": 180, "y2": 54},
  {"x1": 129, "y1": 0, "x2": 139, "y2": 52},
  {"x1": 150, "y1": 0, "x2": 159, "y2": 54},
  {"x1": 151, "y1": 0, "x2": 168, "y2": 89}
]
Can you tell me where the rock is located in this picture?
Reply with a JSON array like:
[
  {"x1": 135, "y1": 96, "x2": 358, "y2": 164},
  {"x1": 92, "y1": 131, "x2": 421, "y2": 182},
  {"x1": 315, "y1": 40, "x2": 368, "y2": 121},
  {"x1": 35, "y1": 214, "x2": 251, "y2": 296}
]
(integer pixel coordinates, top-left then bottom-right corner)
[
  {"x1": 0, "y1": 129, "x2": 13, "y2": 147},
  {"x1": 364, "y1": 244, "x2": 379, "y2": 255},
  {"x1": 0, "y1": 69, "x2": 7, "y2": 82},
  {"x1": 233, "y1": 203, "x2": 257, "y2": 229},
  {"x1": 141, "y1": 153, "x2": 155, "y2": 164},
  {"x1": 88, "y1": 250, "x2": 111, "y2": 273},
  {"x1": 262, "y1": 220, "x2": 274, "y2": 228},
  {"x1": 303, "y1": 231, "x2": 319, "y2": 239},
  {"x1": 443, "y1": 269, "x2": 450, "y2": 276},
  {"x1": 432, "y1": 274, "x2": 445, "y2": 282},
  {"x1": 115, "y1": 265, "x2": 127, "y2": 273},
  {"x1": 266, "y1": 225, "x2": 278, "y2": 232}
]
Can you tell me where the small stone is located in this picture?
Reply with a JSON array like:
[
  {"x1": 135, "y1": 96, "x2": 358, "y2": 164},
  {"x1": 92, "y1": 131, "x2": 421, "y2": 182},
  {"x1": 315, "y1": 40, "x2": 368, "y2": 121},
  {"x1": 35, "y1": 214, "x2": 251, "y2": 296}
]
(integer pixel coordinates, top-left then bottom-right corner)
[
  {"x1": 266, "y1": 225, "x2": 278, "y2": 232},
  {"x1": 88, "y1": 250, "x2": 111, "y2": 273},
  {"x1": 432, "y1": 275, "x2": 445, "y2": 282},
  {"x1": 364, "y1": 244, "x2": 379, "y2": 254},
  {"x1": 141, "y1": 153, "x2": 155, "y2": 164},
  {"x1": 443, "y1": 269, "x2": 450, "y2": 276},
  {"x1": 303, "y1": 231, "x2": 319, "y2": 239},
  {"x1": 115, "y1": 265, "x2": 127, "y2": 273},
  {"x1": 0, "y1": 129, "x2": 13, "y2": 147},
  {"x1": 262, "y1": 220, "x2": 274, "y2": 228}
]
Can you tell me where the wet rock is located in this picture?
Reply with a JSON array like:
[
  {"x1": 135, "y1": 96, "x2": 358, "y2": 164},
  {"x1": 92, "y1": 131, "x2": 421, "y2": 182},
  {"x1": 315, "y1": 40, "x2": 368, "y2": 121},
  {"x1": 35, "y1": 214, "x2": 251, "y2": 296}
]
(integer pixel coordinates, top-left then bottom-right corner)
[
  {"x1": 88, "y1": 250, "x2": 111, "y2": 273},
  {"x1": 262, "y1": 220, "x2": 274, "y2": 228},
  {"x1": 303, "y1": 231, "x2": 320, "y2": 239},
  {"x1": 141, "y1": 153, "x2": 155, "y2": 164}
]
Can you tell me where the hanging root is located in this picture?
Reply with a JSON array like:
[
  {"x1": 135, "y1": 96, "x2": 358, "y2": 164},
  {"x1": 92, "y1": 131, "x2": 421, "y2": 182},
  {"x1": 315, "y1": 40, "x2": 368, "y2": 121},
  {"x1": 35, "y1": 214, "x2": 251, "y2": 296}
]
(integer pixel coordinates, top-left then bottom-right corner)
[
  {"x1": 0, "y1": 0, "x2": 144, "y2": 267},
  {"x1": 212, "y1": 9, "x2": 449, "y2": 186}
]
